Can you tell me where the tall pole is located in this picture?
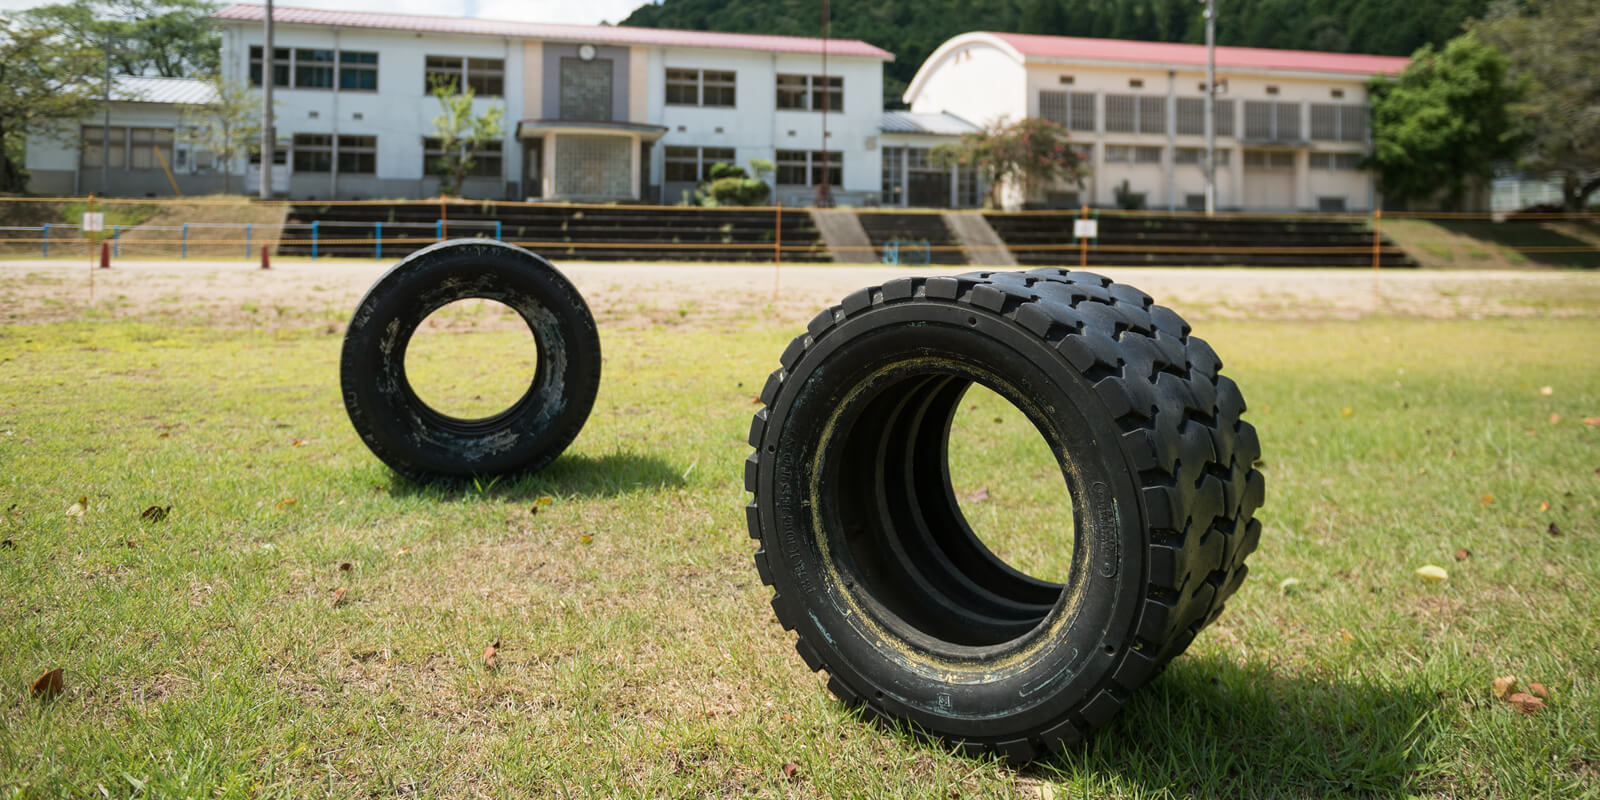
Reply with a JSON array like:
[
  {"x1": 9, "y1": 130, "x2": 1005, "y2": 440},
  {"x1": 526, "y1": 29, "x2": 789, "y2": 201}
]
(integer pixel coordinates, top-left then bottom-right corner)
[
  {"x1": 102, "y1": 35, "x2": 112, "y2": 194},
  {"x1": 814, "y1": 0, "x2": 833, "y2": 208},
  {"x1": 1203, "y1": 0, "x2": 1217, "y2": 216},
  {"x1": 259, "y1": 0, "x2": 275, "y2": 200}
]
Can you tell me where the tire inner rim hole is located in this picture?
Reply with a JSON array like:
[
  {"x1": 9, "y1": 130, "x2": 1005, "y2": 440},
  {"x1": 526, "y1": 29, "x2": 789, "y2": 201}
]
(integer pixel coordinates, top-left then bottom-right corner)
[
  {"x1": 403, "y1": 298, "x2": 539, "y2": 421},
  {"x1": 829, "y1": 373, "x2": 1075, "y2": 649}
]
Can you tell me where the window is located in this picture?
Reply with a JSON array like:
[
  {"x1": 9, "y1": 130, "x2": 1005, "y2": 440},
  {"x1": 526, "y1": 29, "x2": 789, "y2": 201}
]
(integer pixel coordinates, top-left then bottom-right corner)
[
  {"x1": 129, "y1": 128, "x2": 174, "y2": 169},
  {"x1": 1175, "y1": 147, "x2": 1231, "y2": 166},
  {"x1": 1318, "y1": 196, "x2": 1348, "y2": 212},
  {"x1": 251, "y1": 46, "x2": 376, "y2": 91},
  {"x1": 292, "y1": 134, "x2": 332, "y2": 172},
  {"x1": 1059, "y1": 75, "x2": 1074, "y2": 85},
  {"x1": 1177, "y1": 98, "x2": 1236, "y2": 137},
  {"x1": 1038, "y1": 90, "x2": 1095, "y2": 132},
  {"x1": 1244, "y1": 149, "x2": 1295, "y2": 169},
  {"x1": 1330, "y1": 88, "x2": 1345, "y2": 99},
  {"x1": 776, "y1": 150, "x2": 840, "y2": 185},
  {"x1": 1104, "y1": 144, "x2": 1133, "y2": 163},
  {"x1": 83, "y1": 126, "x2": 174, "y2": 170},
  {"x1": 425, "y1": 56, "x2": 505, "y2": 96},
  {"x1": 422, "y1": 138, "x2": 504, "y2": 177},
  {"x1": 337, "y1": 135, "x2": 376, "y2": 174},
  {"x1": 340, "y1": 51, "x2": 378, "y2": 91},
  {"x1": 1244, "y1": 101, "x2": 1301, "y2": 141},
  {"x1": 81, "y1": 126, "x2": 125, "y2": 169},
  {"x1": 1103, "y1": 94, "x2": 1165, "y2": 133},
  {"x1": 1138, "y1": 96, "x2": 1165, "y2": 134},
  {"x1": 1309, "y1": 152, "x2": 1362, "y2": 171},
  {"x1": 1313, "y1": 104, "x2": 1369, "y2": 142},
  {"x1": 1265, "y1": 85, "x2": 1280, "y2": 95},
  {"x1": 1129, "y1": 78, "x2": 1144, "y2": 88},
  {"x1": 250, "y1": 46, "x2": 290, "y2": 88},
  {"x1": 1134, "y1": 145, "x2": 1162, "y2": 164},
  {"x1": 881, "y1": 145, "x2": 903, "y2": 204},
  {"x1": 666, "y1": 69, "x2": 736, "y2": 107},
  {"x1": 1185, "y1": 193, "x2": 1206, "y2": 210},
  {"x1": 664, "y1": 146, "x2": 735, "y2": 182},
  {"x1": 295, "y1": 49, "x2": 335, "y2": 89},
  {"x1": 776, "y1": 74, "x2": 842, "y2": 112}
]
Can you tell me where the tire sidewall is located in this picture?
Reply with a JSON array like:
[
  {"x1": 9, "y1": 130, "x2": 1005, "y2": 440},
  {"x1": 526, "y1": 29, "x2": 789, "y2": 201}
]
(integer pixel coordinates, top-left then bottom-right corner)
[
  {"x1": 341, "y1": 240, "x2": 600, "y2": 481},
  {"x1": 756, "y1": 299, "x2": 1148, "y2": 741}
]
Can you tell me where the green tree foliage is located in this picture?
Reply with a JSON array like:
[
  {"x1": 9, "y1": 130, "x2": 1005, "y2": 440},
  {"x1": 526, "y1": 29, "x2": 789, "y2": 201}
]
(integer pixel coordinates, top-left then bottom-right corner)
[
  {"x1": 429, "y1": 76, "x2": 506, "y2": 197},
  {"x1": 180, "y1": 76, "x2": 259, "y2": 194},
  {"x1": 0, "y1": 16, "x2": 101, "y2": 192},
  {"x1": 22, "y1": 0, "x2": 220, "y2": 78},
  {"x1": 1367, "y1": 33, "x2": 1519, "y2": 209},
  {"x1": 693, "y1": 160, "x2": 774, "y2": 206},
  {"x1": 1472, "y1": 0, "x2": 1600, "y2": 210},
  {"x1": 622, "y1": 0, "x2": 1490, "y2": 106},
  {"x1": 932, "y1": 116, "x2": 1084, "y2": 209}
]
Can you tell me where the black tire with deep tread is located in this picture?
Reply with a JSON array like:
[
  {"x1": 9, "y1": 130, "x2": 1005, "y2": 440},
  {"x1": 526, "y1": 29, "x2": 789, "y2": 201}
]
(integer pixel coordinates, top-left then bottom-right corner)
[
  {"x1": 744, "y1": 268, "x2": 1263, "y2": 761},
  {"x1": 340, "y1": 239, "x2": 600, "y2": 485}
]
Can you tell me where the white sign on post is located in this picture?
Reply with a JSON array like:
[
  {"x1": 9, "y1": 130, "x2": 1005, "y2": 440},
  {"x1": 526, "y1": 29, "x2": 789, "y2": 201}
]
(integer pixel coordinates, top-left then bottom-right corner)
[
  {"x1": 1073, "y1": 218, "x2": 1098, "y2": 239},
  {"x1": 81, "y1": 212, "x2": 105, "y2": 232}
]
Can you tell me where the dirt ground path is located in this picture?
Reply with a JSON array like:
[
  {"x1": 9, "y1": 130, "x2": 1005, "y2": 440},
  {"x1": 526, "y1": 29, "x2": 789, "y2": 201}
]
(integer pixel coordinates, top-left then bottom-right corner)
[{"x1": 3, "y1": 257, "x2": 1597, "y2": 329}]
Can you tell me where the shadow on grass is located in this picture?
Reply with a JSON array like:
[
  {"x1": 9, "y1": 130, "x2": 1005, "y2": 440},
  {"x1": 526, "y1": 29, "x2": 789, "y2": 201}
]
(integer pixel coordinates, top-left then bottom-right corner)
[
  {"x1": 1034, "y1": 653, "x2": 1439, "y2": 797},
  {"x1": 384, "y1": 451, "x2": 687, "y2": 500},
  {"x1": 1436, "y1": 219, "x2": 1600, "y2": 269}
]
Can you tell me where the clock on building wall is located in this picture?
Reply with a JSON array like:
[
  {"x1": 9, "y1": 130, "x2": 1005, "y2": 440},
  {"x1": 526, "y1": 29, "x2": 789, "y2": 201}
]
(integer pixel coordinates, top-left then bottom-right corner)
[{"x1": 578, "y1": 44, "x2": 597, "y2": 61}]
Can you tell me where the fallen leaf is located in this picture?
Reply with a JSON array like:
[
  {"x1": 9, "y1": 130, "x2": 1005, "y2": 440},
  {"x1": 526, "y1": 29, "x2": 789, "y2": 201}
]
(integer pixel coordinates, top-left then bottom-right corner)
[
  {"x1": 1447, "y1": 449, "x2": 1456, "y2": 459},
  {"x1": 1278, "y1": 577, "x2": 1301, "y2": 594},
  {"x1": 781, "y1": 763, "x2": 802, "y2": 783},
  {"x1": 339, "y1": 562, "x2": 352, "y2": 572},
  {"x1": 1339, "y1": 627, "x2": 1355, "y2": 642},
  {"x1": 1506, "y1": 692, "x2": 1546, "y2": 715},
  {"x1": 534, "y1": 496, "x2": 553, "y2": 508},
  {"x1": 1549, "y1": 413, "x2": 1562, "y2": 425},
  {"x1": 1454, "y1": 548, "x2": 1471, "y2": 561},
  {"x1": 140, "y1": 505, "x2": 170, "y2": 522},
  {"x1": 1547, "y1": 522, "x2": 1563, "y2": 537},
  {"x1": 124, "y1": 539, "x2": 138, "y2": 548},
  {"x1": 483, "y1": 640, "x2": 500, "y2": 670},
  {"x1": 579, "y1": 535, "x2": 594, "y2": 546},
  {"x1": 1539, "y1": 501, "x2": 1550, "y2": 512},
  {"x1": 1528, "y1": 682, "x2": 1548, "y2": 700},
  {"x1": 31, "y1": 668, "x2": 64, "y2": 700},
  {"x1": 66, "y1": 496, "x2": 87, "y2": 517},
  {"x1": 396, "y1": 547, "x2": 411, "y2": 556},
  {"x1": 1492, "y1": 675, "x2": 1517, "y2": 700},
  {"x1": 1540, "y1": 386, "x2": 1553, "y2": 396},
  {"x1": 1341, "y1": 407, "x2": 1353, "y2": 417},
  {"x1": 291, "y1": 439, "x2": 307, "y2": 447},
  {"x1": 158, "y1": 431, "x2": 170, "y2": 438},
  {"x1": 1584, "y1": 417, "x2": 1600, "y2": 427},
  {"x1": 274, "y1": 498, "x2": 297, "y2": 509},
  {"x1": 1480, "y1": 494, "x2": 1494, "y2": 506},
  {"x1": 1415, "y1": 565, "x2": 1448, "y2": 583},
  {"x1": 331, "y1": 587, "x2": 347, "y2": 606},
  {"x1": 965, "y1": 487, "x2": 990, "y2": 502}
]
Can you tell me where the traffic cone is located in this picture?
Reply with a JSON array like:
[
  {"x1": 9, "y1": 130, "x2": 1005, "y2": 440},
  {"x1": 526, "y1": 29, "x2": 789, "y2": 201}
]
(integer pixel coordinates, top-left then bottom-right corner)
[{"x1": 99, "y1": 241, "x2": 111, "y2": 269}]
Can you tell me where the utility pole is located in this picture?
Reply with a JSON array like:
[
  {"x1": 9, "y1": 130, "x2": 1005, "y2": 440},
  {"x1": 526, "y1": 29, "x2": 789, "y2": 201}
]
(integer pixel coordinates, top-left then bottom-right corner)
[
  {"x1": 1203, "y1": 0, "x2": 1217, "y2": 216},
  {"x1": 102, "y1": 34, "x2": 112, "y2": 194},
  {"x1": 814, "y1": 0, "x2": 833, "y2": 208},
  {"x1": 259, "y1": 0, "x2": 275, "y2": 200}
]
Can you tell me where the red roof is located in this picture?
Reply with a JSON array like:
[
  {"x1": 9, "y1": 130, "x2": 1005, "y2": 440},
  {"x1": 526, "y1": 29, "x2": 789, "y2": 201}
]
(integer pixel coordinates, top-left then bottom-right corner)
[
  {"x1": 212, "y1": 4, "x2": 893, "y2": 60},
  {"x1": 989, "y1": 32, "x2": 1408, "y2": 75}
]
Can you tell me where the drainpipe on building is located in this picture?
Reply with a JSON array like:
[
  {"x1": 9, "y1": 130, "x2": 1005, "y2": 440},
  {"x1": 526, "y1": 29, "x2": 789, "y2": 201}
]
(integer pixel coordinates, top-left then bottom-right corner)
[
  {"x1": 331, "y1": 27, "x2": 340, "y2": 200},
  {"x1": 1167, "y1": 69, "x2": 1177, "y2": 211}
]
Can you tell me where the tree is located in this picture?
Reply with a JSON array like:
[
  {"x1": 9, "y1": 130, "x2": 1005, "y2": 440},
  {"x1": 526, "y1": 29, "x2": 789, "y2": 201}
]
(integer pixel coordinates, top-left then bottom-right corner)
[
  {"x1": 932, "y1": 116, "x2": 1086, "y2": 209},
  {"x1": 1472, "y1": 0, "x2": 1600, "y2": 210},
  {"x1": 22, "y1": 0, "x2": 219, "y2": 79},
  {"x1": 0, "y1": 16, "x2": 101, "y2": 193},
  {"x1": 428, "y1": 77, "x2": 506, "y2": 196},
  {"x1": 1367, "y1": 33, "x2": 1519, "y2": 210},
  {"x1": 180, "y1": 75, "x2": 259, "y2": 194},
  {"x1": 693, "y1": 159, "x2": 773, "y2": 206}
]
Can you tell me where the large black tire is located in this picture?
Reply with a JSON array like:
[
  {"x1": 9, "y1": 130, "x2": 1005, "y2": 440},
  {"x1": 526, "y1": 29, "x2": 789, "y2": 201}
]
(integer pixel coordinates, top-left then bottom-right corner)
[
  {"x1": 745, "y1": 268, "x2": 1263, "y2": 761},
  {"x1": 340, "y1": 239, "x2": 601, "y2": 484}
]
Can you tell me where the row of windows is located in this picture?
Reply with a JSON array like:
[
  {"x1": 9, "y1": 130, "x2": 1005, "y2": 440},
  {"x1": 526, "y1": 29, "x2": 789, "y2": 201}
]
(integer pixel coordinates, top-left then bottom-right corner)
[
  {"x1": 1040, "y1": 92, "x2": 1368, "y2": 142},
  {"x1": 244, "y1": 134, "x2": 505, "y2": 176},
  {"x1": 666, "y1": 69, "x2": 736, "y2": 108},
  {"x1": 250, "y1": 47, "x2": 505, "y2": 96},
  {"x1": 1096, "y1": 144, "x2": 1360, "y2": 169},
  {"x1": 81, "y1": 125, "x2": 176, "y2": 170},
  {"x1": 665, "y1": 147, "x2": 844, "y2": 185},
  {"x1": 776, "y1": 150, "x2": 841, "y2": 185},
  {"x1": 663, "y1": 145, "x2": 736, "y2": 182}
]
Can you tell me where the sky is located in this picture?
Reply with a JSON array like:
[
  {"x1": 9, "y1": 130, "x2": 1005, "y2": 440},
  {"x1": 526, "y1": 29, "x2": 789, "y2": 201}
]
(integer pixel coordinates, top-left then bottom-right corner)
[{"x1": 0, "y1": 0, "x2": 658, "y2": 26}]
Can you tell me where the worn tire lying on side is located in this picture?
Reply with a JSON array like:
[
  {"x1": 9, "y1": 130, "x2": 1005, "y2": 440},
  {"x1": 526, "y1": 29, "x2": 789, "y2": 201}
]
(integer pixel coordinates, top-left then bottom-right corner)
[
  {"x1": 341, "y1": 239, "x2": 600, "y2": 485},
  {"x1": 745, "y1": 269, "x2": 1264, "y2": 761}
]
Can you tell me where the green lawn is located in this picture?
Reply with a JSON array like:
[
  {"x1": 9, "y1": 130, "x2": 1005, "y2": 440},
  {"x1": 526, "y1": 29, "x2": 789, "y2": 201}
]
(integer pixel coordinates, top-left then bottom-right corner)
[{"x1": 1, "y1": 285, "x2": 1597, "y2": 798}]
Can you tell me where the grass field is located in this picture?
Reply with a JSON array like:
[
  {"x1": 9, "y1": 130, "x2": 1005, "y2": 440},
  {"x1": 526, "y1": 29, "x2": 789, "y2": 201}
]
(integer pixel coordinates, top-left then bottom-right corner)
[{"x1": 1, "y1": 264, "x2": 1597, "y2": 798}]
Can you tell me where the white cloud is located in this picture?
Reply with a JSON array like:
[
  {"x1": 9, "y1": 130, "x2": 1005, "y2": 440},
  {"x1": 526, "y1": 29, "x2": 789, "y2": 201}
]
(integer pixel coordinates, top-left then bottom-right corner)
[{"x1": 0, "y1": 0, "x2": 656, "y2": 26}]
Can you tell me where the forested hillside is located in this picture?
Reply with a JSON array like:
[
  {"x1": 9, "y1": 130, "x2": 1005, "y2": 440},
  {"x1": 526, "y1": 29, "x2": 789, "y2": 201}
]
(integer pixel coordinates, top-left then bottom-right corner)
[{"x1": 621, "y1": 0, "x2": 1489, "y2": 104}]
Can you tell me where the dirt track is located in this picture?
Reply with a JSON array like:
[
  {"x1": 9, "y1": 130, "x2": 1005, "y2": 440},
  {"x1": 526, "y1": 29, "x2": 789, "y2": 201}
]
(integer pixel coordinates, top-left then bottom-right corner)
[{"x1": 2, "y1": 257, "x2": 1597, "y2": 328}]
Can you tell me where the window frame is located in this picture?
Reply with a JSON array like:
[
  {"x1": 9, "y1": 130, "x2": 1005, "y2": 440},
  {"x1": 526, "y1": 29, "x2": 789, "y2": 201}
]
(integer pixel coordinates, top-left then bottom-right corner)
[{"x1": 775, "y1": 74, "x2": 842, "y2": 112}]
